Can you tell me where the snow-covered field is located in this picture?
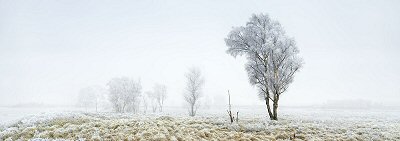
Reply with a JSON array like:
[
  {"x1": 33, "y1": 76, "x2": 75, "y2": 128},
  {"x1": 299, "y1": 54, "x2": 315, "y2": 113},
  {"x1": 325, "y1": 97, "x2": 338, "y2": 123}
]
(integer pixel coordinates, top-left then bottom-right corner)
[{"x1": 1, "y1": 106, "x2": 399, "y2": 140}]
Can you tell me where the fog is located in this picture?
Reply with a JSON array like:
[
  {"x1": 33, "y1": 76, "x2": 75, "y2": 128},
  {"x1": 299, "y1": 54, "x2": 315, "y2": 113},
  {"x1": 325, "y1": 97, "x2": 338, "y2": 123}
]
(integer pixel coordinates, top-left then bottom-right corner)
[{"x1": 1, "y1": 0, "x2": 400, "y2": 108}]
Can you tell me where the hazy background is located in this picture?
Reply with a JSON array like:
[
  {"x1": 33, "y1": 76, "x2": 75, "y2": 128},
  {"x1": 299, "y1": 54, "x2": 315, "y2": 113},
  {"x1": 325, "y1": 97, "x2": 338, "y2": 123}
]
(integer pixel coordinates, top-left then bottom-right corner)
[{"x1": 1, "y1": 0, "x2": 399, "y2": 107}]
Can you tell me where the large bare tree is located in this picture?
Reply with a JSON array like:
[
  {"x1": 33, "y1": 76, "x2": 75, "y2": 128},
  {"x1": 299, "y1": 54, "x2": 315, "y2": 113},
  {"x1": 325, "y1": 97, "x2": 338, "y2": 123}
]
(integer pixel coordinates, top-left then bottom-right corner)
[
  {"x1": 225, "y1": 13, "x2": 303, "y2": 120},
  {"x1": 183, "y1": 67, "x2": 204, "y2": 116}
]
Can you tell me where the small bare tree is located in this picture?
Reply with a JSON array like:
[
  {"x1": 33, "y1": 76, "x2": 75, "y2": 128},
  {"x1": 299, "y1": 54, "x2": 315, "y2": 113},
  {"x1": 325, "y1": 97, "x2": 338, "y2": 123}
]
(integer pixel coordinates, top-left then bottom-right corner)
[
  {"x1": 227, "y1": 90, "x2": 238, "y2": 123},
  {"x1": 153, "y1": 84, "x2": 167, "y2": 112},
  {"x1": 184, "y1": 67, "x2": 204, "y2": 117},
  {"x1": 77, "y1": 87, "x2": 95, "y2": 112},
  {"x1": 146, "y1": 91, "x2": 158, "y2": 113},
  {"x1": 77, "y1": 86, "x2": 107, "y2": 112}
]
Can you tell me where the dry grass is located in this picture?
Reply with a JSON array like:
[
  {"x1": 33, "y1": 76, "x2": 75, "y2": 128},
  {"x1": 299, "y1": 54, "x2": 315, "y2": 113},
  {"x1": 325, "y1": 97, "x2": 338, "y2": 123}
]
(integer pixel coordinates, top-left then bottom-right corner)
[{"x1": 1, "y1": 113, "x2": 399, "y2": 141}]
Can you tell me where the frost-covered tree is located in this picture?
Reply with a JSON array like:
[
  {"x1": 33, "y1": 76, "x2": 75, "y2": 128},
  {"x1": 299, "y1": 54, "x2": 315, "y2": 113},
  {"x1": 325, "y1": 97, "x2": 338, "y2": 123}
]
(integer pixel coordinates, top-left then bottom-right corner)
[
  {"x1": 225, "y1": 13, "x2": 303, "y2": 120},
  {"x1": 142, "y1": 94, "x2": 148, "y2": 114},
  {"x1": 77, "y1": 86, "x2": 107, "y2": 112},
  {"x1": 77, "y1": 87, "x2": 95, "y2": 112},
  {"x1": 146, "y1": 91, "x2": 158, "y2": 113},
  {"x1": 107, "y1": 77, "x2": 142, "y2": 113},
  {"x1": 154, "y1": 84, "x2": 167, "y2": 112},
  {"x1": 146, "y1": 84, "x2": 167, "y2": 113},
  {"x1": 184, "y1": 67, "x2": 204, "y2": 116}
]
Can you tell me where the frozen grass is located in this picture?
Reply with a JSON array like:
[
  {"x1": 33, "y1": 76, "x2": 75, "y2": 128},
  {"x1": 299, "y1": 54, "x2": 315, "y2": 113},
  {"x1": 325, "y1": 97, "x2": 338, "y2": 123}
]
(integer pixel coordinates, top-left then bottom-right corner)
[{"x1": 1, "y1": 108, "x2": 400, "y2": 141}]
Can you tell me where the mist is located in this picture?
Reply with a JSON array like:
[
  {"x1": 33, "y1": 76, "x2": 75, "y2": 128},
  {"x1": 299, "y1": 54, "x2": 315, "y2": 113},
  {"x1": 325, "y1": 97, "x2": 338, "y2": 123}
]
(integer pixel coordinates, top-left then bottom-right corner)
[{"x1": 1, "y1": 0, "x2": 400, "y2": 108}]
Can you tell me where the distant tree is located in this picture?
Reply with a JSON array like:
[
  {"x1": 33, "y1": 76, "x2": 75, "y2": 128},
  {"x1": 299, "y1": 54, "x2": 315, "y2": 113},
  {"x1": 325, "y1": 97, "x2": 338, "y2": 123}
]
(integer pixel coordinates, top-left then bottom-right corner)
[
  {"x1": 183, "y1": 67, "x2": 205, "y2": 116},
  {"x1": 153, "y1": 84, "x2": 167, "y2": 112},
  {"x1": 146, "y1": 91, "x2": 158, "y2": 113},
  {"x1": 77, "y1": 86, "x2": 107, "y2": 112},
  {"x1": 77, "y1": 87, "x2": 95, "y2": 112},
  {"x1": 107, "y1": 77, "x2": 142, "y2": 113},
  {"x1": 142, "y1": 94, "x2": 148, "y2": 114},
  {"x1": 225, "y1": 13, "x2": 303, "y2": 120}
]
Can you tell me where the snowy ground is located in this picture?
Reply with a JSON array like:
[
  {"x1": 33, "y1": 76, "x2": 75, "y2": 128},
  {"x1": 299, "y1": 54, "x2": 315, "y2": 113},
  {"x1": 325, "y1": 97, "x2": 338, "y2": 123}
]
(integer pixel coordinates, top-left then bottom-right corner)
[{"x1": 1, "y1": 106, "x2": 399, "y2": 140}]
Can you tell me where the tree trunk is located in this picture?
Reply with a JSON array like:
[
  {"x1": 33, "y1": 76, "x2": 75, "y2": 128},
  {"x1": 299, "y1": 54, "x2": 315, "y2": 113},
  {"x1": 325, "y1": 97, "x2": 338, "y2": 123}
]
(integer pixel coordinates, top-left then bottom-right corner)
[
  {"x1": 272, "y1": 95, "x2": 279, "y2": 120},
  {"x1": 272, "y1": 102, "x2": 278, "y2": 120},
  {"x1": 264, "y1": 89, "x2": 274, "y2": 120},
  {"x1": 190, "y1": 103, "x2": 194, "y2": 116},
  {"x1": 265, "y1": 97, "x2": 273, "y2": 120}
]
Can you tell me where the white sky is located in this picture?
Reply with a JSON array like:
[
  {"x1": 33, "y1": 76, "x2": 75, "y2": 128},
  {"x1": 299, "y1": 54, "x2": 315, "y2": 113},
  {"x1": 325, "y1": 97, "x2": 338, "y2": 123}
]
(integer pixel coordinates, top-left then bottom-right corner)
[{"x1": 1, "y1": 0, "x2": 399, "y2": 107}]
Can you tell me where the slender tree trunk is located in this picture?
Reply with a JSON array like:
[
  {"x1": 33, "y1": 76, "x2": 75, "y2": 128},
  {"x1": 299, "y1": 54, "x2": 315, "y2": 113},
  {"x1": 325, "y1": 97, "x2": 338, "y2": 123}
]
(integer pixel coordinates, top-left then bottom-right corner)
[
  {"x1": 190, "y1": 103, "x2": 194, "y2": 116},
  {"x1": 272, "y1": 70, "x2": 279, "y2": 120},
  {"x1": 228, "y1": 91, "x2": 234, "y2": 123},
  {"x1": 263, "y1": 87, "x2": 274, "y2": 120},
  {"x1": 265, "y1": 97, "x2": 273, "y2": 120},
  {"x1": 272, "y1": 94, "x2": 279, "y2": 120}
]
